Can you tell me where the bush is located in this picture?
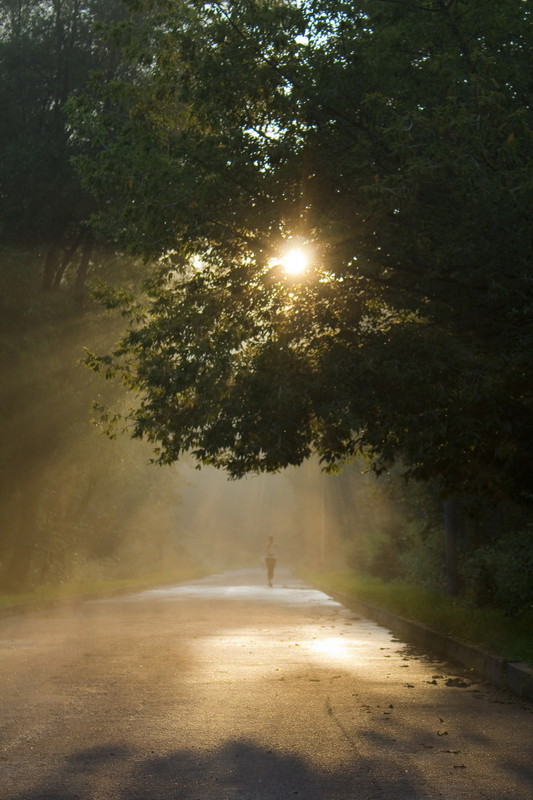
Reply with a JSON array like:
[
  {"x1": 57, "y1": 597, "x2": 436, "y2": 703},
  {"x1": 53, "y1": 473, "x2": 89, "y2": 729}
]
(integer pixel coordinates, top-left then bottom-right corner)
[
  {"x1": 462, "y1": 527, "x2": 533, "y2": 614},
  {"x1": 397, "y1": 526, "x2": 447, "y2": 591}
]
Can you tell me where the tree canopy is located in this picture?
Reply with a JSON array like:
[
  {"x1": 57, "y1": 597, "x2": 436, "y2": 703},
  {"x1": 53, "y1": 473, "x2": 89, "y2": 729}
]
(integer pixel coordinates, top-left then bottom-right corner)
[
  {"x1": 77, "y1": 0, "x2": 533, "y2": 505},
  {"x1": 0, "y1": 0, "x2": 132, "y2": 302}
]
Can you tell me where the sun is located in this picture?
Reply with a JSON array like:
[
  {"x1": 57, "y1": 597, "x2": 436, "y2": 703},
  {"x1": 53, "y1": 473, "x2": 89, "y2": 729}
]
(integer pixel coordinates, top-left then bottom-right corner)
[{"x1": 280, "y1": 247, "x2": 309, "y2": 276}]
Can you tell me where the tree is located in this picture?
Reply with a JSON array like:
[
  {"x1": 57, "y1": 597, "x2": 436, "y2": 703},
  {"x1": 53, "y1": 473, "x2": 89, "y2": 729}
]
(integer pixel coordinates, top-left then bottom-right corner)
[
  {"x1": 0, "y1": 242, "x2": 189, "y2": 590},
  {"x1": 0, "y1": 0, "x2": 128, "y2": 304},
  {"x1": 76, "y1": 0, "x2": 533, "y2": 507}
]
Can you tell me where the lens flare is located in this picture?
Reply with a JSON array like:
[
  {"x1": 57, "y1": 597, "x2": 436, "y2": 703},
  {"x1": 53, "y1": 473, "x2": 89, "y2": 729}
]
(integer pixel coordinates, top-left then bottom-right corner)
[{"x1": 280, "y1": 247, "x2": 308, "y2": 276}]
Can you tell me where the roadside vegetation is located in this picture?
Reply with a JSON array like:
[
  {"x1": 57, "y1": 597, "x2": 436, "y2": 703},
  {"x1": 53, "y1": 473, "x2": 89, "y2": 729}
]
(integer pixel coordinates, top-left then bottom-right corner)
[
  {"x1": 299, "y1": 465, "x2": 533, "y2": 665},
  {"x1": 0, "y1": 567, "x2": 207, "y2": 613}
]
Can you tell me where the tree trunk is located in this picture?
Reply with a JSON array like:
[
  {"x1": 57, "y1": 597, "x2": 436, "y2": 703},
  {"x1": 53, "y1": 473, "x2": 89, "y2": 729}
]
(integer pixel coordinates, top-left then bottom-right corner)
[
  {"x1": 444, "y1": 496, "x2": 460, "y2": 595},
  {"x1": 51, "y1": 233, "x2": 83, "y2": 290},
  {"x1": 43, "y1": 233, "x2": 83, "y2": 292},
  {"x1": 73, "y1": 231, "x2": 94, "y2": 310},
  {"x1": 42, "y1": 244, "x2": 61, "y2": 291}
]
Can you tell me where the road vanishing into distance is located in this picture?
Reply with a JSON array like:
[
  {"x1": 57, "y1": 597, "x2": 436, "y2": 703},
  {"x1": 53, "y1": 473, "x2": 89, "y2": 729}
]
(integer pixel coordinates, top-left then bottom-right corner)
[{"x1": 1, "y1": 569, "x2": 532, "y2": 800}]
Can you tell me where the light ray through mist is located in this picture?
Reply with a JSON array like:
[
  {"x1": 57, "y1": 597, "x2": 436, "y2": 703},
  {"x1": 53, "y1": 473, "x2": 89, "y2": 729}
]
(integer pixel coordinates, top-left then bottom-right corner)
[{"x1": 171, "y1": 458, "x2": 401, "y2": 578}]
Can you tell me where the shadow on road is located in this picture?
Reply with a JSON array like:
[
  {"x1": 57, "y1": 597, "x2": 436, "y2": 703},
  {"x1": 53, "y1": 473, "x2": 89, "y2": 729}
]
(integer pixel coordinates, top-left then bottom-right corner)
[
  {"x1": 5, "y1": 570, "x2": 533, "y2": 799},
  {"x1": 12, "y1": 737, "x2": 422, "y2": 800}
]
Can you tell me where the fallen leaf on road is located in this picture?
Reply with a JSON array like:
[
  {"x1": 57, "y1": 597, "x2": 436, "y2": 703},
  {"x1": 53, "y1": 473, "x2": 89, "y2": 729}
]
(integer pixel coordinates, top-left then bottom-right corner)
[{"x1": 445, "y1": 678, "x2": 470, "y2": 688}]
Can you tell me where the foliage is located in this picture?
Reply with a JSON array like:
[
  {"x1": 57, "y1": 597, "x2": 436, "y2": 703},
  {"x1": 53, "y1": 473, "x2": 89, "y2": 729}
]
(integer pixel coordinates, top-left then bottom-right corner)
[
  {"x1": 0, "y1": 1, "x2": 131, "y2": 302},
  {"x1": 461, "y1": 526, "x2": 533, "y2": 614},
  {"x1": 0, "y1": 567, "x2": 206, "y2": 610},
  {"x1": 0, "y1": 246, "x2": 190, "y2": 590},
  {"x1": 332, "y1": 465, "x2": 533, "y2": 609},
  {"x1": 74, "y1": 0, "x2": 533, "y2": 512}
]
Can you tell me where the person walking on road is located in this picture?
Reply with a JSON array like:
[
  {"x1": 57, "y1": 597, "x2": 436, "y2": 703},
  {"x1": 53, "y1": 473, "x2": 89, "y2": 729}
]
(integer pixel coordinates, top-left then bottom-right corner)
[{"x1": 264, "y1": 536, "x2": 277, "y2": 587}]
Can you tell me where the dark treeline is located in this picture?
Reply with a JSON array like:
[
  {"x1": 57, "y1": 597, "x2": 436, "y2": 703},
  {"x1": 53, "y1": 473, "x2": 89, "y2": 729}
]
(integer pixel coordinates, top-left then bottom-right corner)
[
  {"x1": 0, "y1": 1, "x2": 532, "y2": 615},
  {"x1": 0, "y1": 0, "x2": 190, "y2": 589},
  {"x1": 0, "y1": 245, "x2": 192, "y2": 590}
]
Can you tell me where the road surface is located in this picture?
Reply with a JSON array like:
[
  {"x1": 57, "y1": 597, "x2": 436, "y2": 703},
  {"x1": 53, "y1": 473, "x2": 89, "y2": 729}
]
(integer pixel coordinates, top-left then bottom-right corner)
[{"x1": 0, "y1": 569, "x2": 532, "y2": 799}]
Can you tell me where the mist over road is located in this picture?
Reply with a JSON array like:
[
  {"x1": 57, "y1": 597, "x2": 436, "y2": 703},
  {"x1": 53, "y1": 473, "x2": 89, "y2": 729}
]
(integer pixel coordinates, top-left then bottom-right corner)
[{"x1": 1, "y1": 569, "x2": 532, "y2": 799}]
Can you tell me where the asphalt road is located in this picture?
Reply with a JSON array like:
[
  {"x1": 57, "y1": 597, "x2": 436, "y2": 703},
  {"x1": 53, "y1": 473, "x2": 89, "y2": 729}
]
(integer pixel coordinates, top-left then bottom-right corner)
[{"x1": 1, "y1": 568, "x2": 532, "y2": 800}]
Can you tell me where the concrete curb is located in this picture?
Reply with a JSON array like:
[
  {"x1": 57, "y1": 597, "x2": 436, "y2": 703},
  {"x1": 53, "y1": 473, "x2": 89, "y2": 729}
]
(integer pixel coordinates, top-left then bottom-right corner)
[{"x1": 324, "y1": 588, "x2": 533, "y2": 703}]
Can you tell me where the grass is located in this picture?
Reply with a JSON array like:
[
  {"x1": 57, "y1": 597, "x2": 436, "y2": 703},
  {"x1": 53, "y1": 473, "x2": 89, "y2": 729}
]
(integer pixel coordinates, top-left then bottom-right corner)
[
  {"x1": 0, "y1": 567, "x2": 208, "y2": 613},
  {"x1": 308, "y1": 570, "x2": 533, "y2": 665}
]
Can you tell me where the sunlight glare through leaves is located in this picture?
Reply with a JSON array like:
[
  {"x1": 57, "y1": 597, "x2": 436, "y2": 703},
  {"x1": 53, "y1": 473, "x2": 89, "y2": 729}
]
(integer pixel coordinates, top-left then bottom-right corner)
[{"x1": 280, "y1": 247, "x2": 309, "y2": 276}]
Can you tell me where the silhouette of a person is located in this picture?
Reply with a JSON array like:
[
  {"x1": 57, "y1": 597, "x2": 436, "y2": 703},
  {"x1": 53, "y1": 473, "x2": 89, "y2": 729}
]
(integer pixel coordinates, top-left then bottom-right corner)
[{"x1": 264, "y1": 536, "x2": 277, "y2": 587}]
